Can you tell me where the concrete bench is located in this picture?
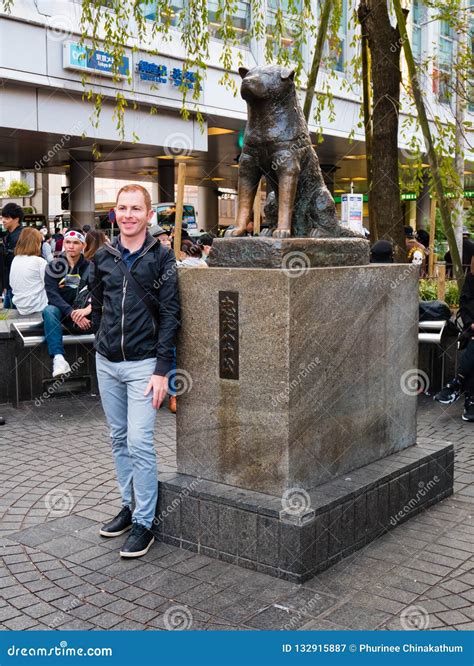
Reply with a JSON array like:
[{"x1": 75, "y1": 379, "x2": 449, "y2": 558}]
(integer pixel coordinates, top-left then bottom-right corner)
[
  {"x1": 418, "y1": 319, "x2": 450, "y2": 392},
  {"x1": 12, "y1": 319, "x2": 95, "y2": 349},
  {"x1": 0, "y1": 313, "x2": 97, "y2": 407}
]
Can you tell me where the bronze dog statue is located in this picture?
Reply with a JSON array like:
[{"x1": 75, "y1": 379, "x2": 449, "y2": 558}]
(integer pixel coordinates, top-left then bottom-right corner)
[{"x1": 231, "y1": 65, "x2": 358, "y2": 238}]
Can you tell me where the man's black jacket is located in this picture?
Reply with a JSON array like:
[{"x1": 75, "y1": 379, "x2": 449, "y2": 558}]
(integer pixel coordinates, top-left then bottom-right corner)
[
  {"x1": 460, "y1": 270, "x2": 474, "y2": 330},
  {"x1": 4, "y1": 225, "x2": 22, "y2": 290},
  {"x1": 89, "y1": 234, "x2": 180, "y2": 376}
]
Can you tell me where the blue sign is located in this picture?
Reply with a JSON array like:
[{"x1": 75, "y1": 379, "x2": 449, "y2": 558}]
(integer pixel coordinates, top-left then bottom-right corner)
[
  {"x1": 65, "y1": 42, "x2": 129, "y2": 78},
  {"x1": 137, "y1": 60, "x2": 197, "y2": 89}
]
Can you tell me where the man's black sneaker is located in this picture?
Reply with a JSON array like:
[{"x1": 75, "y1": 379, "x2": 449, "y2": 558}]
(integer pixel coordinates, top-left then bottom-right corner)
[
  {"x1": 434, "y1": 378, "x2": 462, "y2": 405},
  {"x1": 462, "y1": 394, "x2": 474, "y2": 422},
  {"x1": 99, "y1": 506, "x2": 132, "y2": 537},
  {"x1": 120, "y1": 523, "x2": 155, "y2": 558}
]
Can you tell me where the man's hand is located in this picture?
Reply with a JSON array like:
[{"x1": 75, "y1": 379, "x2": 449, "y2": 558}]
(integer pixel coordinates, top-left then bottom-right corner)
[
  {"x1": 75, "y1": 317, "x2": 92, "y2": 331},
  {"x1": 71, "y1": 306, "x2": 92, "y2": 324},
  {"x1": 144, "y1": 374, "x2": 168, "y2": 410}
]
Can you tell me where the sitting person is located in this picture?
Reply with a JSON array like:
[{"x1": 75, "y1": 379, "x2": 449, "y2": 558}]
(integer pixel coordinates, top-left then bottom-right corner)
[
  {"x1": 9, "y1": 227, "x2": 48, "y2": 315},
  {"x1": 177, "y1": 240, "x2": 208, "y2": 268},
  {"x1": 197, "y1": 233, "x2": 215, "y2": 263},
  {"x1": 84, "y1": 230, "x2": 108, "y2": 260},
  {"x1": 434, "y1": 263, "x2": 474, "y2": 421},
  {"x1": 43, "y1": 229, "x2": 91, "y2": 378},
  {"x1": 370, "y1": 239, "x2": 394, "y2": 264}
]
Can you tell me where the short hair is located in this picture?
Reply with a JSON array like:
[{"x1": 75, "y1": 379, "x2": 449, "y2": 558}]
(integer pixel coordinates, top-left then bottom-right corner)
[
  {"x1": 14, "y1": 227, "x2": 42, "y2": 257},
  {"x1": 116, "y1": 184, "x2": 152, "y2": 212},
  {"x1": 2, "y1": 202, "x2": 24, "y2": 223}
]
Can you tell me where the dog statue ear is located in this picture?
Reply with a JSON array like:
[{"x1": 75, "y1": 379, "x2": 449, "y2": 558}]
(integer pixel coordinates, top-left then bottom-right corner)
[
  {"x1": 238, "y1": 67, "x2": 250, "y2": 79},
  {"x1": 281, "y1": 68, "x2": 295, "y2": 81}
]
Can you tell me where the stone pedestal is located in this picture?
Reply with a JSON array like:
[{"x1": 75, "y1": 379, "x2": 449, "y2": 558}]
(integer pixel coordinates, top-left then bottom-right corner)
[
  {"x1": 153, "y1": 261, "x2": 454, "y2": 582},
  {"x1": 176, "y1": 264, "x2": 418, "y2": 496}
]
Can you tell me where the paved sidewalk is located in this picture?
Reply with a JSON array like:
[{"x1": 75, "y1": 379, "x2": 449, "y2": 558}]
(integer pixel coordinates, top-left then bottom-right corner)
[{"x1": 0, "y1": 395, "x2": 472, "y2": 632}]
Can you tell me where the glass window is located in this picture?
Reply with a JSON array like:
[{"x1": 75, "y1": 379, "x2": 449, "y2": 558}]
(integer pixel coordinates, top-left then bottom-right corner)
[
  {"x1": 321, "y1": 0, "x2": 347, "y2": 73},
  {"x1": 412, "y1": 0, "x2": 422, "y2": 63},
  {"x1": 469, "y1": 14, "x2": 474, "y2": 113},
  {"x1": 266, "y1": 0, "x2": 303, "y2": 58},
  {"x1": 138, "y1": 1, "x2": 185, "y2": 26},
  {"x1": 438, "y1": 19, "x2": 454, "y2": 104},
  {"x1": 208, "y1": 1, "x2": 251, "y2": 43}
]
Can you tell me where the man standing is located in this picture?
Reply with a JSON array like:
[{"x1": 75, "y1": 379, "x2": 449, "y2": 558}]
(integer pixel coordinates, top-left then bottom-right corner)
[
  {"x1": 1, "y1": 203, "x2": 24, "y2": 308},
  {"x1": 90, "y1": 184, "x2": 179, "y2": 558},
  {"x1": 43, "y1": 229, "x2": 91, "y2": 377}
]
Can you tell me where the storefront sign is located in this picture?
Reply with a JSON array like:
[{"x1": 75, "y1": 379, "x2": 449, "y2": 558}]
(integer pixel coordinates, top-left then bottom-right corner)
[
  {"x1": 63, "y1": 42, "x2": 129, "y2": 79},
  {"x1": 137, "y1": 60, "x2": 197, "y2": 89}
]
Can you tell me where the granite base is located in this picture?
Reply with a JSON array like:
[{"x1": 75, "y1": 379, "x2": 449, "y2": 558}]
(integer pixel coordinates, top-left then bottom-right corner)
[{"x1": 153, "y1": 439, "x2": 453, "y2": 583}]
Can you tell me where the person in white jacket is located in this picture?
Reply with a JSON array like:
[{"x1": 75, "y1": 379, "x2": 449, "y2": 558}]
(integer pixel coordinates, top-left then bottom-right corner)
[{"x1": 9, "y1": 227, "x2": 48, "y2": 315}]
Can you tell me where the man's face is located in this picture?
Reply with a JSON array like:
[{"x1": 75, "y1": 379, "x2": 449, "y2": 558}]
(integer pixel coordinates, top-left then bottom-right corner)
[
  {"x1": 201, "y1": 244, "x2": 211, "y2": 256},
  {"x1": 116, "y1": 190, "x2": 153, "y2": 240},
  {"x1": 2, "y1": 216, "x2": 20, "y2": 233},
  {"x1": 64, "y1": 238, "x2": 84, "y2": 261}
]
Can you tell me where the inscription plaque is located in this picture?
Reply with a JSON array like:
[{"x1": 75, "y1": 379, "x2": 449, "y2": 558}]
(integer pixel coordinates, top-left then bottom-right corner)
[{"x1": 219, "y1": 291, "x2": 239, "y2": 380}]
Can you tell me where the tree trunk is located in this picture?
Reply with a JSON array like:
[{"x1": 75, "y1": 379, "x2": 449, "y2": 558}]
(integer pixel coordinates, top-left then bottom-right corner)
[
  {"x1": 358, "y1": 1, "x2": 405, "y2": 259},
  {"x1": 360, "y1": 21, "x2": 376, "y2": 241},
  {"x1": 392, "y1": 0, "x2": 464, "y2": 290},
  {"x1": 303, "y1": 0, "x2": 332, "y2": 122}
]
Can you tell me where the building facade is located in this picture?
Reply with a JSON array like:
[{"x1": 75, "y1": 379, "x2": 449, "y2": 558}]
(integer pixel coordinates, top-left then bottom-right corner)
[{"x1": 1, "y1": 0, "x2": 473, "y2": 229}]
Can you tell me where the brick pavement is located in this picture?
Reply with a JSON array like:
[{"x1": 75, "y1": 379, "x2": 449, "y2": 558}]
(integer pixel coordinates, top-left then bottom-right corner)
[{"x1": 0, "y1": 394, "x2": 472, "y2": 631}]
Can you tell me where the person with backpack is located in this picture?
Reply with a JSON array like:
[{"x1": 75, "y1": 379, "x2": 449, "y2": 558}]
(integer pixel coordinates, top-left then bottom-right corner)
[
  {"x1": 43, "y1": 229, "x2": 91, "y2": 377},
  {"x1": 89, "y1": 184, "x2": 180, "y2": 558}
]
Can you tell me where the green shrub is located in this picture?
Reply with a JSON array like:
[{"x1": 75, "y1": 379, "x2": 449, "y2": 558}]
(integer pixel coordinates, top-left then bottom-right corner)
[
  {"x1": 418, "y1": 279, "x2": 459, "y2": 307},
  {"x1": 419, "y1": 279, "x2": 438, "y2": 301}
]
